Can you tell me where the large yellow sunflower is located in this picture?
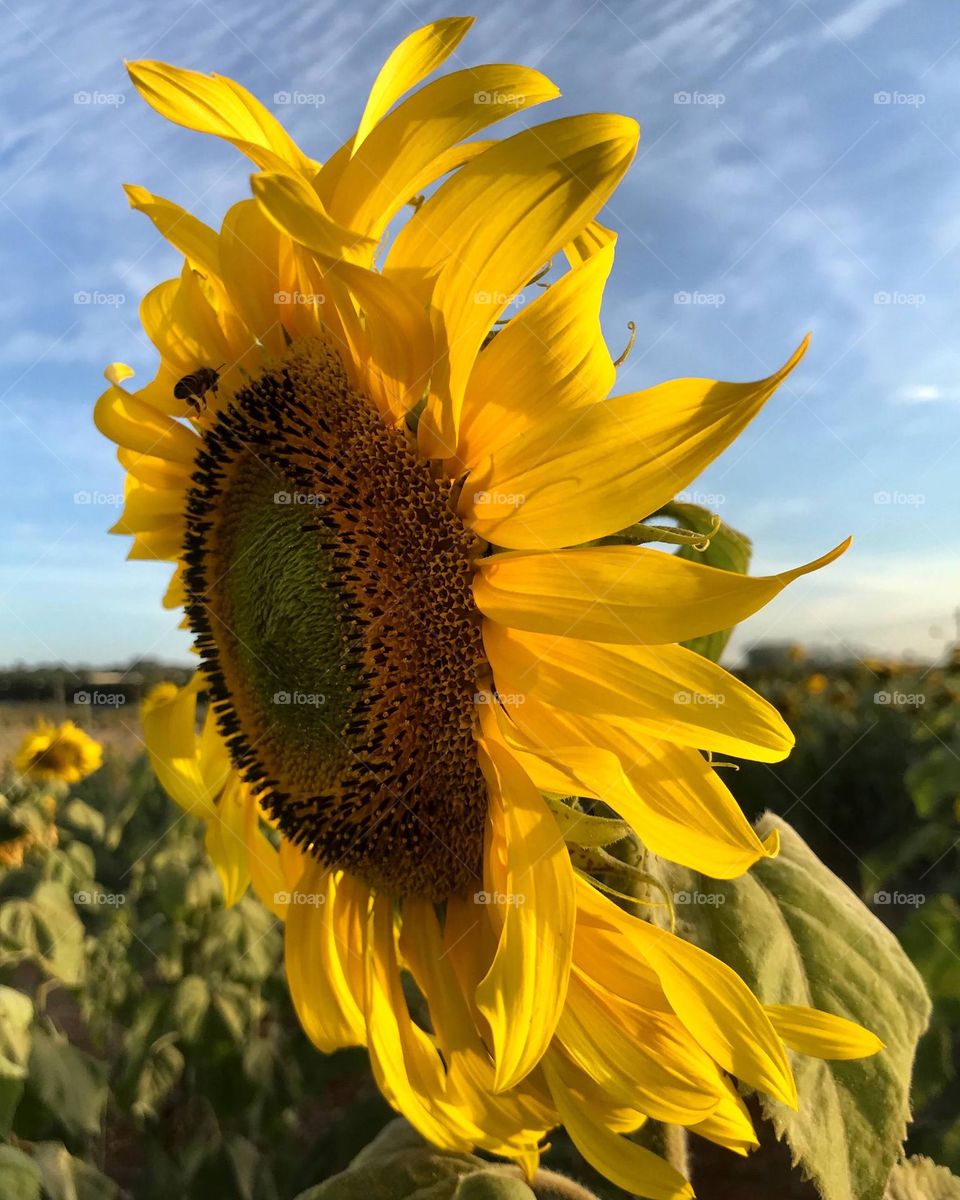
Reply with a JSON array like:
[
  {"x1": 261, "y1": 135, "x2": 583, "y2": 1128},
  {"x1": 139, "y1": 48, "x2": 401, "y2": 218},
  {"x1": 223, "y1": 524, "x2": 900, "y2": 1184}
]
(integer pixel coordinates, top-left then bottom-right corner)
[
  {"x1": 13, "y1": 718, "x2": 103, "y2": 784},
  {"x1": 97, "y1": 18, "x2": 879, "y2": 1195}
]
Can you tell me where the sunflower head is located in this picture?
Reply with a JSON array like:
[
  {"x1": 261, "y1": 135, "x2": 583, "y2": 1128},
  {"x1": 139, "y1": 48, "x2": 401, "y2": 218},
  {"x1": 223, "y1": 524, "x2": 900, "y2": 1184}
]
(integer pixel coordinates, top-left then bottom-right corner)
[
  {"x1": 94, "y1": 16, "x2": 879, "y2": 1194},
  {"x1": 13, "y1": 719, "x2": 103, "y2": 784}
]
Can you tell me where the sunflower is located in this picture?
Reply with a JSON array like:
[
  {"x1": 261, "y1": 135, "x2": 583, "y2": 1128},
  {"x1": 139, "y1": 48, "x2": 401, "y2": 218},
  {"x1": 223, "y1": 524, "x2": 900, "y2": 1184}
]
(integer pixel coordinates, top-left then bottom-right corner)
[
  {"x1": 13, "y1": 718, "x2": 103, "y2": 785},
  {"x1": 97, "y1": 18, "x2": 880, "y2": 1195}
]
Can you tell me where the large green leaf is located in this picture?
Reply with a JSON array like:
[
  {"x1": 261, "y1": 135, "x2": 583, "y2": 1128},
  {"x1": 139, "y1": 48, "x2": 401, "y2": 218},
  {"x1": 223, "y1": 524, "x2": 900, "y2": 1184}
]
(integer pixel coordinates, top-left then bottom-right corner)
[
  {"x1": 662, "y1": 814, "x2": 930, "y2": 1200},
  {"x1": 294, "y1": 1119, "x2": 538, "y2": 1200},
  {"x1": 27, "y1": 1026, "x2": 108, "y2": 1138},
  {"x1": 659, "y1": 500, "x2": 752, "y2": 662},
  {"x1": 31, "y1": 1140, "x2": 122, "y2": 1200}
]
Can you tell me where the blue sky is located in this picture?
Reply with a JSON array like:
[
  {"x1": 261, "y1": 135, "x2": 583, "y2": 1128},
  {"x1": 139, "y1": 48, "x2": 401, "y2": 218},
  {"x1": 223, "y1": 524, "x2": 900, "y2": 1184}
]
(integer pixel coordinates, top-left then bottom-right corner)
[{"x1": 2, "y1": 0, "x2": 959, "y2": 667}]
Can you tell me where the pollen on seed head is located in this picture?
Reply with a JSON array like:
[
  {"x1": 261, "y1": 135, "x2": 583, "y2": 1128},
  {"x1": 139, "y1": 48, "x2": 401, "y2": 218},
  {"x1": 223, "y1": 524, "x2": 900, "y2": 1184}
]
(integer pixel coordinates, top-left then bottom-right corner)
[{"x1": 182, "y1": 337, "x2": 489, "y2": 901}]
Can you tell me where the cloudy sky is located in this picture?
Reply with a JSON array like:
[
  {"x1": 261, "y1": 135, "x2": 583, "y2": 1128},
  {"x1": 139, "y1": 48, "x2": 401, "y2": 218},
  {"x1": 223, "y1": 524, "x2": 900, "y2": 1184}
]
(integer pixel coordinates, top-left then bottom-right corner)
[{"x1": 2, "y1": 0, "x2": 959, "y2": 668}]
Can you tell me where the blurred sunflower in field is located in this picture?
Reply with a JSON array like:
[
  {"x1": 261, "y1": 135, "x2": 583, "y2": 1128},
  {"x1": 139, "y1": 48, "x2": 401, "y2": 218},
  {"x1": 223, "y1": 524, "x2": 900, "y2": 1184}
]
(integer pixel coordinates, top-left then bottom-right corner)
[
  {"x1": 97, "y1": 18, "x2": 879, "y2": 1196},
  {"x1": 13, "y1": 718, "x2": 102, "y2": 784}
]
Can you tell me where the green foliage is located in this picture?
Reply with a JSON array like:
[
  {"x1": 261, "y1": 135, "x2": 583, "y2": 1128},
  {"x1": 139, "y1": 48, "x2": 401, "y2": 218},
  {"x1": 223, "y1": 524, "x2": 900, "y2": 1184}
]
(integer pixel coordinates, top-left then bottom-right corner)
[
  {"x1": 0, "y1": 755, "x2": 391, "y2": 1200},
  {"x1": 884, "y1": 1156, "x2": 960, "y2": 1200}
]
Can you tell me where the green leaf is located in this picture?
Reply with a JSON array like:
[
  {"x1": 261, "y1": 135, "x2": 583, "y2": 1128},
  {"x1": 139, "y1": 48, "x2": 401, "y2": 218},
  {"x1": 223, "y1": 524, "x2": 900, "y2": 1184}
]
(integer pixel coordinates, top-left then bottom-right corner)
[
  {"x1": 658, "y1": 500, "x2": 752, "y2": 662},
  {"x1": 0, "y1": 1143, "x2": 42, "y2": 1200},
  {"x1": 0, "y1": 984, "x2": 33, "y2": 1134},
  {"x1": 884, "y1": 1156, "x2": 960, "y2": 1200},
  {"x1": 665, "y1": 813, "x2": 930, "y2": 1200},
  {"x1": 0, "y1": 880, "x2": 85, "y2": 985},
  {"x1": 132, "y1": 1034, "x2": 184, "y2": 1120},
  {"x1": 31, "y1": 1141, "x2": 121, "y2": 1200},
  {"x1": 27, "y1": 1026, "x2": 108, "y2": 1138},
  {"x1": 172, "y1": 975, "x2": 210, "y2": 1043}
]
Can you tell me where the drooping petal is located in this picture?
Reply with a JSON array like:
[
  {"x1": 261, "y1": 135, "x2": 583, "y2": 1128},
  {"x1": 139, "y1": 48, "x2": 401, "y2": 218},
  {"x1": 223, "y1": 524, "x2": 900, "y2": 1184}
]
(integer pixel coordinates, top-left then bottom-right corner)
[
  {"x1": 461, "y1": 339, "x2": 808, "y2": 548},
  {"x1": 492, "y1": 695, "x2": 779, "y2": 878},
  {"x1": 204, "y1": 773, "x2": 252, "y2": 905},
  {"x1": 284, "y1": 862, "x2": 367, "y2": 1052},
  {"x1": 473, "y1": 538, "x2": 851, "y2": 644},
  {"x1": 542, "y1": 1055, "x2": 693, "y2": 1200},
  {"x1": 363, "y1": 894, "x2": 475, "y2": 1150},
  {"x1": 689, "y1": 1079, "x2": 759, "y2": 1155},
  {"x1": 765, "y1": 1004, "x2": 884, "y2": 1060},
  {"x1": 484, "y1": 622, "x2": 794, "y2": 763},
  {"x1": 475, "y1": 736, "x2": 575, "y2": 1092},
  {"x1": 578, "y1": 878, "x2": 797, "y2": 1108},
  {"x1": 250, "y1": 170, "x2": 376, "y2": 262}
]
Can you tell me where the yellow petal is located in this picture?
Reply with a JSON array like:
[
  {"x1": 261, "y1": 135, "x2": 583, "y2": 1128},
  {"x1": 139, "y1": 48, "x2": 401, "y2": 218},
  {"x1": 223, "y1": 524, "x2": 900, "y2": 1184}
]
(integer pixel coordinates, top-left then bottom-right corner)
[
  {"x1": 456, "y1": 241, "x2": 616, "y2": 470},
  {"x1": 126, "y1": 60, "x2": 316, "y2": 175},
  {"x1": 123, "y1": 186, "x2": 221, "y2": 280},
  {"x1": 490, "y1": 694, "x2": 777, "y2": 878},
  {"x1": 387, "y1": 114, "x2": 638, "y2": 456},
  {"x1": 484, "y1": 622, "x2": 794, "y2": 763},
  {"x1": 474, "y1": 538, "x2": 851, "y2": 644},
  {"x1": 475, "y1": 735, "x2": 575, "y2": 1091},
  {"x1": 95, "y1": 382, "x2": 199, "y2": 464},
  {"x1": 581, "y1": 879, "x2": 797, "y2": 1108},
  {"x1": 363, "y1": 895, "x2": 474, "y2": 1151},
  {"x1": 542, "y1": 1055, "x2": 693, "y2": 1200},
  {"x1": 250, "y1": 170, "x2": 375, "y2": 262},
  {"x1": 461, "y1": 338, "x2": 808, "y2": 548},
  {"x1": 353, "y1": 17, "x2": 474, "y2": 151},
  {"x1": 204, "y1": 774, "x2": 251, "y2": 906},
  {"x1": 689, "y1": 1079, "x2": 759, "y2": 1155},
  {"x1": 218, "y1": 199, "x2": 291, "y2": 356},
  {"x1": 285, "y1": 862, "x2": 366, "y2": 1052},
  {"x1": 140, "y1": 680, "x2": 228, "y2": 816},
  {"x1": 244, "y1": 807, "x2": 288, "y2": 921},
  {"x1": 765, "y1": 1004, "x2": 885, "y2": 1060},
  {"x1": 323, "y1": 262, "x2": 434, "y2": 425},
  {"x1": 558, "y1": 969, "x2": 724, "y2": 1123},
  {"x1": 328, "y1": 65, "x2": 559, "y2": 240}
]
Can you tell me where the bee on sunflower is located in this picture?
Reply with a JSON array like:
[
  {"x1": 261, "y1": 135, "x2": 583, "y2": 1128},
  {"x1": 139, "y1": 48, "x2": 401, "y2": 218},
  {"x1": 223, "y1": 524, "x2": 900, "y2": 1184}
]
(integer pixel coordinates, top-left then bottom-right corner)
[{"x1": 97, "y1": 18, "x2": 880, "y2": 1196}]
